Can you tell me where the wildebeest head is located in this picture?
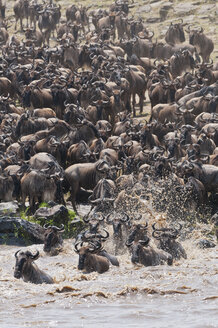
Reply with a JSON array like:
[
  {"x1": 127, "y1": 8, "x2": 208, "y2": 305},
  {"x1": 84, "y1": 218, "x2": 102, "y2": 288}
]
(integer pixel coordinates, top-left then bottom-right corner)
[
  {"x1": 83, "y1": 213, "x2": 105, "y2": 234},
  {"x1": 165, "y1": 20, "x2": 185, "y2": 45},
  {"x1": 96, "y1": 159, "x2": 111, "y2": 178},
  {"x1": 14, "y1": 250, "x2": 39, "y2": 279},
  {"x1": 126, "y1": 237, "x2": 150, "y2": 264},
  {"x1": 74, "y1": 241, "x2": 100, "y2": 270},
  {"x1": 188, "y1": 27, "x2": 203, "y2": 46},
  {"x1": 43, "y1": 224, "x2": 65, "y2": 253},
  {"x1": 152, "y1": 223, "x2": 182, "y2": 252},
  {"x1": 106, "y1": 212, "x2": 130, "y2": 237},
  {"x1": 126, "y1": 221, "x2": 148, "y2": 244}
]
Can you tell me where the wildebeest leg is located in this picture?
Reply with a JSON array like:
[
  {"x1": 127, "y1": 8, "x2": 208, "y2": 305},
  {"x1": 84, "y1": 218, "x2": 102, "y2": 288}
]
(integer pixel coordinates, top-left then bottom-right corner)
[
  {"x1": 139, "y1": 93, "x2": 144, "y2": 114},
  {"x1": 132, "y1": 93, "x2": 136, "y2": 117},
  {"x1": 21, "y1": 193, "x2": 26, "y2": 209},
  {"x1": 20, "y1": 17, "x2": 23, "y2": 31},
  {"x1": 70, "y1": 190, "x2": 78, "y2": 214},
  {"x1": 86, "y1": 205, "x2": 94, "y2": 217},
  {"x1": 15, "y1": 18, "x2": 18, "y2": 30},
  {"x1": 28, "y1": 195, "x2": 36, "y2": 214}
]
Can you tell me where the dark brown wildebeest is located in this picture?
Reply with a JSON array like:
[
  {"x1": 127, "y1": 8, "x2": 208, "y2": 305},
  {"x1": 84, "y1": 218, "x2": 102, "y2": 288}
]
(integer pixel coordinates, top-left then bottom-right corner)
[
  {"x1": 14, "y1": 250, "x2": 54, "y2": 284},
  {"x1": 106, "y1": 212, "x2": 130, "y2": 255},
  {"x1": 20, "y1": 170, "x2": 59, "y2": 210},
  {"x1": 0, "y1": 27, "x2": 9, "y2": 45},
  {"x1": 88, "y1": 178, "x2": 116, "y2": 206},
  {"x1": 74, "y1": 242, "x2": 110, "y2": 273},
  {"x1": 64, "y1": 159, "x2": 112, "y2": 213},
  {"x1": 0, "y1": 77, "x2": 15, "y2": 98},
  {"x1": 22, "y1": 86, "x2": 53, "y2": 109},
  {"x1": 169, "y1": 50, "x2": 195, "y2": 79},
  {"x1": 33, "y1": 108, "x2": 56, "y2": 118},
  {"x1": 43, "y1": 224, "x2": 65, "y2": 255},
  {"x1": 0, "y1": 172, "x2": 14, "y2": 201},
  {"x1": 165, "y1": 20, "x2": 185, "y2": 45},
  {"x1": 126, "y1": 237, "x2": 173, "y2": 266},
  {"x1": 126, "y1": 222, "x2": 148, "y2": 244},
  {"x1": 13, "y1": 0, "x2": 29, "y2": 31},
  {"x1": 187, "y1": 26, "x2": 214, "y2": 63},
  {"x1": 24, "y1": 28, "x2": 43, "y2": 47},
  {"x1": 152, "y1": 223, "x2": 187, "y2": 260},
  {"x1": 67, "y1": 140, "x2": 91, "y2": 165},
  {"x1": 125, "y1": 67, "x2": 147, "y2": 116}
]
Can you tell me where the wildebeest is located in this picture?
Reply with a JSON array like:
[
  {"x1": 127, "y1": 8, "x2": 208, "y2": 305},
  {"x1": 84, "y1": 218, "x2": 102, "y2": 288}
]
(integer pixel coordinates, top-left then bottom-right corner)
[
  {"x1": 165, "y1": 20, "x2": 185, "y2": 45},
  {"x1": 43, "y1": 224, "x2": 65, "y2": 255},
  {"x1": 126, "y1": 237, "x2": 173, "y2": 266},
  {"x1": 13, "y1": 0, "x2": 29, "y2": 31},
  {"x1": 14, "y1": 250, "x2": 54, "y2": 284},
  {"x1": 0, "y1": 172, "x2": 14, "y2": 201},
  {"x1": 74, "y1": 242, "x2": 110, "y2": 273},
  {"x1": 152, "y1": 223, "x2": 187, "y2": 260},
  {"x1": 64, "y1": 159, "x2": 112, "y2": 213},
  {"x1": 20, "y1": 169, "x2": 59, "y2": 210},
  {"x1": 106, "y1": 212, "x2": 130, "y2": 255},
  {"x1": 187, "y1": 26, "x2": 214, "y2": 63}
]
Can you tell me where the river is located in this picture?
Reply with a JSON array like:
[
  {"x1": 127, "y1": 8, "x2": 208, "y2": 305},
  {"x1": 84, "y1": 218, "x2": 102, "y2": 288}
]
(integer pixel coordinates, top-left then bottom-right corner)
[{"x1": 0, "y1": 233, "x2": 217, "y2": 328}]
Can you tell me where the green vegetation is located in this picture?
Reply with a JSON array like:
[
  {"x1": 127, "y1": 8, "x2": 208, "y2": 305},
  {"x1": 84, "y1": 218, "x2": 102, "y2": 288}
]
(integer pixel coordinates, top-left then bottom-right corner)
[{"x1": 18, "y1": 203, "x2": 85, "y2": 239}]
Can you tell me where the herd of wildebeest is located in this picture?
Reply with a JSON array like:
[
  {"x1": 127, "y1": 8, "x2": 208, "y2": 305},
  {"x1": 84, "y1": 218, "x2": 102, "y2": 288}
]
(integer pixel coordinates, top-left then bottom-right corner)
[{"x1": 0, "y1": 0, "x2": 217, "y2": 283}]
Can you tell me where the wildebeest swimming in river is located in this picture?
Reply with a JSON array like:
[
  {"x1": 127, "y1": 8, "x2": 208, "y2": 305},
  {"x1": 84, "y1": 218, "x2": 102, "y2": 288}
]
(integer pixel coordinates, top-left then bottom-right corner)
[{"x1": 14, "y1": 250, "x2": 54, "y2": 284}]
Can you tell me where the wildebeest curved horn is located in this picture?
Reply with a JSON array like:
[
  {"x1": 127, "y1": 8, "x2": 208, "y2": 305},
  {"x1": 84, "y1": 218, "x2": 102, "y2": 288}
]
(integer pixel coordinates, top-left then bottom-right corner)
[
  {"x1": 152, "y1": 230, "x2": 162, "y2": 239},
  {"x1": 99, "y1": 228, "x2": 109, "y2": 239},
  {"x1": 143, "y1": 221, "x2": 148, "y2": 228},
  {"x1": 120, "y1": 213, "x2": 130, "y2": 222},
  {"x1": 74, "y1": 242, "x2": 83, "y2": 253},
  {"x1": 89, "y1": 53, "x2": 96, "y2": 60},
  {"x1": 64, "y1": 100, "x2": 70, "y2": 107},
  {"x1": 88, "y1": 241, "x2": 98, "y2": 252},
  {"x1": 89, "y1": 198, "x2": 102, "y2": 204},
  {"x1": 125, "y1": 240, "x2": 133, "y2": 247},
  {"x1": 52, "y1": 224, "x2": 65, "y2": 232},
  {"x1": 139, "y1": 238, "x2": 150, "y2": 246},
  {"x1": 14, "y1": 250, "x2": 21, "y2": 258},
  {"x1": 83, "y1": 215, "x2": 90, "y2": 223},
  {"x1": 29, "y1": 250, "x2": 40, "y2": 260},
  {"x1": 43, "y1": 223, "x2": 51, "y2": 229},
  {"x1": 2, "y1": 94, "x2": 10, "y2": 101},
  {"x1": 148, "y1": 31, "x2": 154, "y2": 39},
  {"x1": 106, "y1": 213, "x2": 113, "y2": 224},
  {"x1": 198, "y1": 26, "x2": 203, "y2": 33},
  {"x1": 174, "y1": 223, "x2": 182, "y2": 232},
  {"x1": 186, "y1": 25, "x2": 191, "y2": 33},
  {"x1": 152, "y1": 222, "x2": 159, "y2": 231},
  {"x1": 98, "y1": 214, "x2": 105, "y2": 222}
]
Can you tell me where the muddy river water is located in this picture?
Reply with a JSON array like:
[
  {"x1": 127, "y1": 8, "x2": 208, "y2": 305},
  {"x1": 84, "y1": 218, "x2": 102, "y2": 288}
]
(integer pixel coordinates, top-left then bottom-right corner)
[{"x1": 1, "y1": 233, "x2": 217, "y2": 328}]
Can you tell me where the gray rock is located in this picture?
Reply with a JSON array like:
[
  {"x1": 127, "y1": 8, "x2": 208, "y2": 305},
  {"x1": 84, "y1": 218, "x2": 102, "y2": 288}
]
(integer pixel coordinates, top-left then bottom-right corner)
[
  {"x1": 136, "y1": 5, "x2": 151, "y2": 14},
  {"x1": 197, "y1": 4, "x2": 216, "y2": 14},
  {"x1": 0, "y1": 217, "x2": 44, "y2": 245},
  {"x1": 174, "y1": 3, "x2": 196, "y2": 15},
  {"x1": 0, "y1": 201, "x2": 19, "y2": 216},
  {"x1": 34, "y1": 205, "x2": 69, "y2": 225},
  {"x1": 196, "y1": 239, "x2": 216, "y2": 249}
]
